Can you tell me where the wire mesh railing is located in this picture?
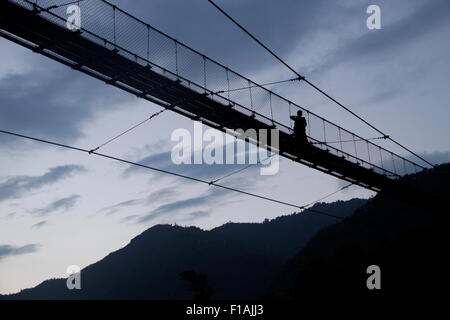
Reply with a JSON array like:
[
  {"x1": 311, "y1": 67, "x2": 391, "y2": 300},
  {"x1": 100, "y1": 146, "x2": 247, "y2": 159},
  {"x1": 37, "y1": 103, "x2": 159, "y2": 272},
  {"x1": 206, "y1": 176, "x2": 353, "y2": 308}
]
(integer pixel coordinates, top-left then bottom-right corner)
[{"x1": 9, "y1": 0, "x2": 425, "y2": 178}]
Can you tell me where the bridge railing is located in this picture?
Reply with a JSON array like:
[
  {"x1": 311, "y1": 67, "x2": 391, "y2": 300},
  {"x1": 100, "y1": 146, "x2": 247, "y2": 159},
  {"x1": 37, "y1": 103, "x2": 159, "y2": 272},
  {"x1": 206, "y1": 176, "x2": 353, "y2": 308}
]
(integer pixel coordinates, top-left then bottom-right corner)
[{"x1": 15, "y1": 0, "x2": 425, "y2": 178}]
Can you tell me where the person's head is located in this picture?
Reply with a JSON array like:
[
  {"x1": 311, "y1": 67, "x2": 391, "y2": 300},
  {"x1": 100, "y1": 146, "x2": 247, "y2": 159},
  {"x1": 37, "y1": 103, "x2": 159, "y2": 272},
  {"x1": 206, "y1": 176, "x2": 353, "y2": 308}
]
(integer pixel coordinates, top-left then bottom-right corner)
[{"x1": 297, "y1": 110, "x2": 303, "y2": 117}]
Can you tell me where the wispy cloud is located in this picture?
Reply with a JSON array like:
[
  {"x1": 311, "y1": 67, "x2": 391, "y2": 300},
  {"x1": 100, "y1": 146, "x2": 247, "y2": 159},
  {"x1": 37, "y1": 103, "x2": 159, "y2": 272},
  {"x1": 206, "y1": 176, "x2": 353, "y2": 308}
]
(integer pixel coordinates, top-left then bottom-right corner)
[
  {"x1": 98, "y1": 186, "x2": 180, "y2": 216},
  {"x1": 31, "y1": 195, "x2": 80, "y2": 216},
  {"x1": 0, "y1": 244, "x2": 40, "y2": 261},
  {"x1": 0, "y1": 59, "x2": 132, "y2": 147},
  {"x1": 123, "y1": 144, "x2": 272, "y2": 187},
  {"x1": 120, "y1": 215, "x2": 139, "y2": 224},
  {"x1": 146, "y1": 187, "x2": 178, "y2": 205},
  {"x1": 181, "y1": 210, "x2": 212, "y2": 222},
  {"x1": 99, "y1": 199, "x2": 142, "y2": 216},
  {"x1": 0, "y1": 165, "x2": 86, "y2": 202},
  {"x1": 311, "y1": 0, "x2": 450, "y2": 76},
  {"x1": 1, "y1": 212, "x2": 17, "y2": 220},
  {"x1": 137, "y1": 187, "x2": 230, "y2": 224},
  {"x1": 31, "y1": 221, "x2": 48, "y2": 230}
]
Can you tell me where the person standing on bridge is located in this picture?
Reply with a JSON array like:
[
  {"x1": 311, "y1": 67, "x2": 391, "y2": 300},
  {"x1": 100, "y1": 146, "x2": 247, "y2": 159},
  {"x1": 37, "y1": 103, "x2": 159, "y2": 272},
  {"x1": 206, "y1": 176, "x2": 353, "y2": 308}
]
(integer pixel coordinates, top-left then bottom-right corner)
[{"x1": 290, "y1": 110, "x2": 309, "y2": 150}]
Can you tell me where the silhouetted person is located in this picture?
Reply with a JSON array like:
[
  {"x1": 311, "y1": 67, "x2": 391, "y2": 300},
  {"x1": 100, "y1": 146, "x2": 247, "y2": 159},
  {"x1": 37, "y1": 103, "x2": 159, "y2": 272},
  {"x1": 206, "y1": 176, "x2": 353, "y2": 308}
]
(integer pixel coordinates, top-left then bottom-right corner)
[{"x1": 290, "y1": 110, "x2": 308, "y2": 150}]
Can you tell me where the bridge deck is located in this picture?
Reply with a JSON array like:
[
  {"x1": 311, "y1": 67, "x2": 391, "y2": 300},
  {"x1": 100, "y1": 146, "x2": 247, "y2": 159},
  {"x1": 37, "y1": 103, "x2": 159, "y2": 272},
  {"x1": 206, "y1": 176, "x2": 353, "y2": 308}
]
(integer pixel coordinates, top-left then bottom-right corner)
[{"x1": 0, "y1": 0, "x2": 414, "y2": 191}]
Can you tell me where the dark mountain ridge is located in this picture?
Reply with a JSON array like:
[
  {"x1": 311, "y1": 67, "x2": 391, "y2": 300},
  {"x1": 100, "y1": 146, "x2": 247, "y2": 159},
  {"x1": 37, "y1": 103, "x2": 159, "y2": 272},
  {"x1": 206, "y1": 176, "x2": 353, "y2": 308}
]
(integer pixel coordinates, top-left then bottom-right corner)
[
  {"x1": 4, "y1": 163, "x2": 448, "y2": 300},
  {"x1": 269, "y1": 163, "x2": 450, "y2": 300},
  {"x1": 1, "y1": 199, "x2": 365, "y2": 299}
]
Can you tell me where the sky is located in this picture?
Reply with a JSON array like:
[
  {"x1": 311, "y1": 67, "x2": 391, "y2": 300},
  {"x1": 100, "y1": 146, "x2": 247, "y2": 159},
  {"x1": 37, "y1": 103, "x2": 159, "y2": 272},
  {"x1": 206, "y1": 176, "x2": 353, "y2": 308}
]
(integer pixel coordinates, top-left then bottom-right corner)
[{"x1": 1, "y1": 0, "x2": 450, "y2": 294}]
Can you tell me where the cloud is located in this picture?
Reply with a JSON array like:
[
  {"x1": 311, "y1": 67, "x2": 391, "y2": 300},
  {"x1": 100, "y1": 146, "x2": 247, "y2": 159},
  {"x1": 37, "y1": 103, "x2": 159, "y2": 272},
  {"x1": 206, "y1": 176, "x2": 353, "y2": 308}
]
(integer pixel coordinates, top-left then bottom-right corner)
[
  {"x1": 2, "y1": 212, "x2": 17, "y2": 219},
  {"x1": 0, "y1": 52, "x2": 132, "y2": 147},
  {"x1": 99, "y1": 199, "x2": 143, "y2": 216},
  {"x1": 311, "y1": 0, "x2": 450, "y2": 75},
  {"x1": 123, "y1": 144, "x2": 272, "y2": 184},
  {"x1": 113, "y1": 0, "x2": 328, "y2": 74},
  {"x1": 0, "y1": 244, "x2": 40, "y2": 261},
  {"x1": 137, "y1": 187, "x2": 229, "y2": 223},
  {"x1": 0, "y1": 165, "x2": 86, "y2": 202},
  {"x1": 31, "y1": 221, "x2": 48, "y2": 230},
  {"x1": 125, "y1": 143, "x2": 277, "y2": 225},
  {"x1": 146, "y1": 187, "x2": 178, "y2": 205},
  {"x1": 96, "y1": 187, "x2": 179, "y2": 219},
  {"x1": 120, "y1": 215, "x2": 139, "y2": 224},
  {"x1": 31, "y1": 195, "x2": 80, "y2": 216},
  {"x1": 99, "y1": 187, "x2": 179, "y2": 216},
  {"x1": 181, "y1": 210, "x2": 212, "y2": 222}
]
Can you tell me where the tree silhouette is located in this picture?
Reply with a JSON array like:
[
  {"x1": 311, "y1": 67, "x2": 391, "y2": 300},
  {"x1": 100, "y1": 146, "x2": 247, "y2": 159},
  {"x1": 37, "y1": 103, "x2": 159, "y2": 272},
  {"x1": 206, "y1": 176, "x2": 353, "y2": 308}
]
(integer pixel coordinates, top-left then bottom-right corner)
[{"x1": 180, "y1": 270, "x2": 215, "y2": 301}]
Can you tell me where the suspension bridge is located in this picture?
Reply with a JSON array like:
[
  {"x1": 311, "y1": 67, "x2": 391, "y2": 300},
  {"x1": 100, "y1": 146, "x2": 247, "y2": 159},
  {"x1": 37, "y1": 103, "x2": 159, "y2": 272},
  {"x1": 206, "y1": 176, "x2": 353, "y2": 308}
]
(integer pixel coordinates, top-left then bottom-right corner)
[{"x1": 0, "y1": 0, "x2": 429, "y2": 193}]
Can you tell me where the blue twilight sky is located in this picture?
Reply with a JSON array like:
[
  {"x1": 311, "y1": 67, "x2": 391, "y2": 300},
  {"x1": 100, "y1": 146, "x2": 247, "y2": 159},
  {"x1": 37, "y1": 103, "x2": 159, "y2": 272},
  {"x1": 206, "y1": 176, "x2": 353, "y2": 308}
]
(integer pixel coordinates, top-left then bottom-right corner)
[{"x1": 1, "y1": 0, "x2": 450, "y2": 294}]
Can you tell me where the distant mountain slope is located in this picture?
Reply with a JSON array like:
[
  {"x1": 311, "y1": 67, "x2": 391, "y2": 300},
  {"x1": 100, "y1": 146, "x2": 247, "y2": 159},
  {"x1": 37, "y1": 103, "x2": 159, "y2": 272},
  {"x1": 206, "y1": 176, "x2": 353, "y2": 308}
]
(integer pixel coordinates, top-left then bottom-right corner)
[
  {"x1": 269, "y1": 163, "x2": 450, "y2": 300},
  {"x1": 2, "y1": 199, "x2": 365, "y2": 299},
  {"x1": 211, "y1": 200, "x2": 366, "y2": 260}
]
